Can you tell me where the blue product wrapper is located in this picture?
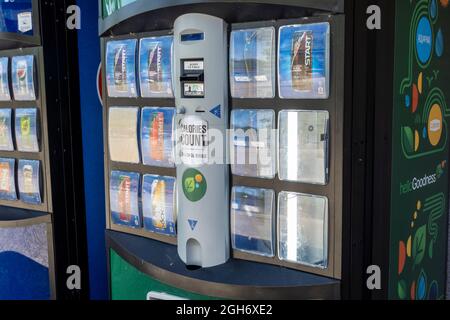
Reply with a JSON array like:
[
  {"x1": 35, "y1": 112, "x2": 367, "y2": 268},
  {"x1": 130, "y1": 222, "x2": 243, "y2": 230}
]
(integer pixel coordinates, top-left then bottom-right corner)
[
  {"x1": 139, "y1": 36, "x2": 174, "y2": 98},
  {"x1": 18, "y1": 159, "x2": 41, "y2": 204},
  {"x1": 106, "y1": 39, "x2": 138, "y2": 97},
  {"x1": 141, "y1": 107, "x2": 175, "y2": 168},
  {"x1": 110, "y1": 170, "x2": 141, "y2": 228},
  {"x1": 278, "y1": 22, "x2": 330, "y2": 99},
  {"x1": 12, "y1": 55, "x2": 36, "y2": 101},
  {"x1": 142, "y1": 174, "x2": 176, "y2": 236}
]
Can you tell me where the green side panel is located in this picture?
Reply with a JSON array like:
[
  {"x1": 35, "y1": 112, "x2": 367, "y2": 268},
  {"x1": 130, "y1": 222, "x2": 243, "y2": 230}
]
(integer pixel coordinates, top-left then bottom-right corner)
[
  {"x1": 110, "y1": 249, "x2": 218, "y2": 300},
  {"x1": 390, "y1": 0, "x2": 450, "y2": 300}
]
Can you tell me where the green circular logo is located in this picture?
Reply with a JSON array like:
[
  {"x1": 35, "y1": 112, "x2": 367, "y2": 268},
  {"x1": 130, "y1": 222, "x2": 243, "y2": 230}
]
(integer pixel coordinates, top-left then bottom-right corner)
[{"x1": 182, "y1": 169, "x2": 207, "y2": 202}]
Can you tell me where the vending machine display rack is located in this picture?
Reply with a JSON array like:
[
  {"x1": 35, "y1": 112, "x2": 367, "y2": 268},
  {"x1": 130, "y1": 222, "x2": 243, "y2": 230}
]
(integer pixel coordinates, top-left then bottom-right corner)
[
  {"x1": 229, "y1": 15, "x2": 344, "y2": 279},
  {"x1": 0, "y1": 46, "x2": 53, "y2": 214},
  {"x1": 100, "y1": 0, "x2": 347, "y2": 300},
  {"x1": 101, "y1": 16, "x2": 344, "y2": 281},
  {"x1": 101, "y1": 30, "x2": 177, "y2": 246}
]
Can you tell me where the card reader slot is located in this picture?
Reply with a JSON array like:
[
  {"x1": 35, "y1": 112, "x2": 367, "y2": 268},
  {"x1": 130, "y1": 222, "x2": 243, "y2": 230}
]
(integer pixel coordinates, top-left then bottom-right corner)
[{"x1": 180, "y1": 74, "x2": 204, "y2": 82}]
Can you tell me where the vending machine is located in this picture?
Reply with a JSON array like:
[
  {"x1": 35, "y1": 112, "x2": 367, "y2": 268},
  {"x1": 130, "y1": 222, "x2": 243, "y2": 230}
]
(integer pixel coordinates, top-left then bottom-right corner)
[
  {"x1": 0, "y1": 0, "x2": 90, "y2": 299},
  {"x1": 98, "y1": 0, "x2": 450, "y2": 300}
]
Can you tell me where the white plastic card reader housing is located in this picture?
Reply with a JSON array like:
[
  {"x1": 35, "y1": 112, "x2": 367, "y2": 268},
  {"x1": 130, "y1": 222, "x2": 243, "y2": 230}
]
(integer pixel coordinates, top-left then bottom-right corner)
[{"x1": 174, "y1": 13, "x2": 230, "y2": 268}]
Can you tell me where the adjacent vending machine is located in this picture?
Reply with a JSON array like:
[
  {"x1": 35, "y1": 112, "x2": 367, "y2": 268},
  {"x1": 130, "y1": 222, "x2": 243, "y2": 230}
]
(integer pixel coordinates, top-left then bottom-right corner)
[
  {"x1": 99, "y1": 0, "x2": 450, "y2": 300},
  {"x1": 0, "y1": 0, "x2": 55, "y2": 299},
  {"x1": 0, "y1": 0, "x2": 90, "y2": 299}
]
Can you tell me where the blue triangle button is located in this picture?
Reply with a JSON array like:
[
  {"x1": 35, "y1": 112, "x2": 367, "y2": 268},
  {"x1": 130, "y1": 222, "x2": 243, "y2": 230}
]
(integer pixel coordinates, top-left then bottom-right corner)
[
  {"x1": 210, "y1": 105, "x2": 221, "y2": 118},
  {"x1": 188, "y1": 219, "x2": 198, "y2": 231}
]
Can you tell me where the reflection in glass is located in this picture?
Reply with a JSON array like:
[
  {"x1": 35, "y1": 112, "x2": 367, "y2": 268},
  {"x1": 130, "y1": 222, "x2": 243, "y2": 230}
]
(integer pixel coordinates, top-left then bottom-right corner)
[
  {"x1": 279, "y1": 110, "x2": 329, "y2": 185},
  {"x1": 230, "y1": 27, "x2": 275, "y2": 98},
  {"x1": 231, "y1": 186, "x2": 275, "y2": 257},
  {"x1": 231, "y1": 109, "x2": 276, "y2": 179},
  {"x1": 278, "y1": 192, "x2": 328, "y2": 268}
]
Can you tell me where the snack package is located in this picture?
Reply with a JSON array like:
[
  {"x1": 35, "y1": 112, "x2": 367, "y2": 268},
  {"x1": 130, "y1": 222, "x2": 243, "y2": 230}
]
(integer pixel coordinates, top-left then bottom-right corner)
[
  {"x1": 11, "y1": 55, "x2": 36, "y2": 101},
  {"x1": 0, "y1": 158, "x2": 17, "y2": 201},
  {"x1": 18, "y1": 159, "x2": 41, "y2": 204},
  {"x1": 142, "y1": 174, "x2": 176, "y2": 236},
  {"x1": 110, "y1": 170, "x2": 141, "y2": 228},
  {"x1": 139, "y1": 36, "x2": 174, "y2": 98},
  {"x1": 106, "y1": 39, "x2": 138, "y2": 97},
  {"x1": 15, "y1": 108, "x2": 39, "y2": 152},
  {"x1": 141, "y1": 107, "x2": 175, "y2": 167},
  {"x1": 278, "y1": 22, "x2": 330, "y2": 99}
]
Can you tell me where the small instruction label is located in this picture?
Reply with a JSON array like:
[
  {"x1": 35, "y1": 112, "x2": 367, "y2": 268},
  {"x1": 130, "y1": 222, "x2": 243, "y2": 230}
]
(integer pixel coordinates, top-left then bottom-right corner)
[
  {"x1": 18, "y1": 12, "x2": 33, "y2": 33},
  {"x1": 179, "y1": 116, "x2": 208, "y2": 166}
]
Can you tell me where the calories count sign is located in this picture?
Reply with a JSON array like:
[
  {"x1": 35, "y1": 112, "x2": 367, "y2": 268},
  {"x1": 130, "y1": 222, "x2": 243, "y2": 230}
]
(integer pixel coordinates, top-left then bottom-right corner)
[{"x1": 179, "y1": 116, "x2": 209, "y2": 166}]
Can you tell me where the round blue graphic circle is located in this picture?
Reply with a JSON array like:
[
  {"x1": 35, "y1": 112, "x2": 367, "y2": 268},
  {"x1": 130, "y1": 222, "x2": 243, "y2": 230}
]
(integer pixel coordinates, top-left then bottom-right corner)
[
  {"x1": 436, "y1": 28, "x2": 444, "y2": 57},
  {"x1": 416, "y1": 17, "x2": 433, "y2": 65}
]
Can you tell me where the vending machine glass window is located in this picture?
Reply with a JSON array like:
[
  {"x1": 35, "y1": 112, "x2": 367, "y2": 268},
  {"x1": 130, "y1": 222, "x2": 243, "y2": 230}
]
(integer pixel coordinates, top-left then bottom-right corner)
[
  {"x1": 17, "y1": 159, "x2": 41, "y2": 205},
  {"x1": 0, "y1": 57, "x2": 11, "y2": 101},
  {"x1": 230, "y1": 27, "x2": 275, "y2": 99},
  {"x1": 109, "y1": 170, "x2": 141, "y2": 229},
  {"x1": 15, "y1": 108, "x2": 40, "y2": 153},
  {"x1": 105, "y1": 39, "x2": 138, "y2": 98},
  {"x1": 278, "y1": 22, "x2": 330, "y2": 99},
  {"x1": 108, "y1": 107, "x2": 140, "y2": 164},
  {"x1": 140, "y1": 107, "x2": 175, "y2": 168},
  {"x1": 278, "y1": 110, "x2": 329, "y2": 185},
  {"x1": 231, "y1": 186, "x2": 275, "y2": 257},
  {"x1": 142, "y1": 175, "x2": 177, "y2": 237},
  {"x1": 231, "y1": 109, "x2": 276, "y2": 179},
  {"x1": 0, "y1": 157, "x2": 16, "y2": 201},
  {"x1": 139, "y1": 36, "x2": 174, "y2": 98},
  {"x1": 11, "y1": 55, "x2": 36, "y2": 101},
  {"x1": 0, "y1": 108, "x2": 14, "y2": 151},
  {"x1": 278, "y1": 191, "x2": 328, "y2": 269}
]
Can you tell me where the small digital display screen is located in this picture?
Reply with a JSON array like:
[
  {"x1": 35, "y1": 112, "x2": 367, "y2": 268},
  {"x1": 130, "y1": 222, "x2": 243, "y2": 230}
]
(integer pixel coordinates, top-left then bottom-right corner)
[
  {"x1": 181, "y1": 33, "x2": 204, "y2": 42},
  {"x1": 183, "y1": 83, "x2": 204, "y2": 98}
]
